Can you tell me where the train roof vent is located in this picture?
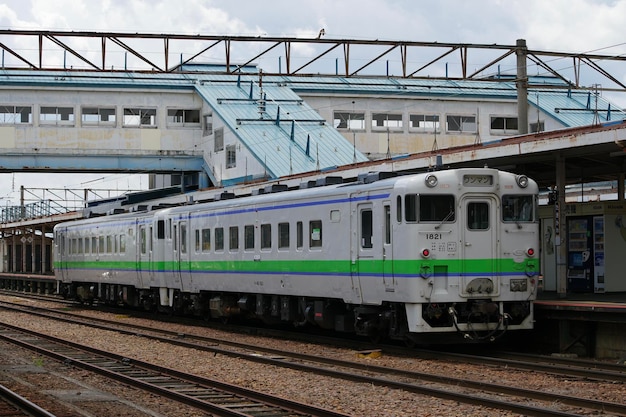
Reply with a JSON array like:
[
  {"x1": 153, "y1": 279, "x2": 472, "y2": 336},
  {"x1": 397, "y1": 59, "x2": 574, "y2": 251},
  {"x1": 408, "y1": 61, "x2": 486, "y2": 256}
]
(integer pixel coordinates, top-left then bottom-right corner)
[
  {"x1": 132, "y1": 204, "x2": 149, "y2": 212},
  {"x1": 215, "y1": 191, "x2": 235, "y2": 201},
  {"x1": 299, "y1": 180, "x2": 317, "y2": 189},
  {"x1": 107, "y1": 208, "x2": 126, "y2": 215},
  {"x1": 358, "y1": 171, "x2": 398, "y2": 184},
  {"x1": 264, "y1": 184, "x2": 288, "y2": 193},
  {"x1": 315, "y1": 176, "x2": 343, "y2": 187}
]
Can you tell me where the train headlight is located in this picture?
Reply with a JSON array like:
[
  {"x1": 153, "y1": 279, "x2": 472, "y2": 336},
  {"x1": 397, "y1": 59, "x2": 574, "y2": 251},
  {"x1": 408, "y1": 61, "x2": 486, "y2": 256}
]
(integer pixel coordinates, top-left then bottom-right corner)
[
  {"x1": 425, "y1": 174, "x2": 438, "y2": 188},
  {"x1": 421, "y1": 248, "x2": 431, "y2": 258},
  {"x1": 516, "y1": 175, "x2": 529, "y2": 188},
  {"x1": 526, "y1": 248, "x2": 535, "y2": 257}
]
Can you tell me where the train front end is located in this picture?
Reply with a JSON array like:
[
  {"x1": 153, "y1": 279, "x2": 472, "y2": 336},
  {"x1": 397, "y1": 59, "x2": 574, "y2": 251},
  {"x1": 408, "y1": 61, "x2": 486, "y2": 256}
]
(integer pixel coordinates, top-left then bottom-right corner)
[{"x1": 402, "y1": 168, "x2": 539, "y2": 342}]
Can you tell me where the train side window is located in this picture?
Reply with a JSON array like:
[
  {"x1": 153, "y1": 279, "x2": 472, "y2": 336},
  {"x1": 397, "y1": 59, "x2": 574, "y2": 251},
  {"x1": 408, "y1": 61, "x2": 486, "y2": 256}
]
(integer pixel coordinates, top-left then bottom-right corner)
[
  {"x1": 244, "y1": 225, "x2": 255, "y2": 250},
  {"x1": 360, "y1": 209, "x2": 373, "y2": 249},
  {"x1": 78, "y1": 238, "x2": 83, "y2": 254},
  {"x1": 468, "y1": 202, "x2": 489, "y2": 230},
  {"x1": 420, "y1": 195, "x2": 455, "y2": 222},
  {"x1": 92, "y1": 237, "x2": 98, "y2": 254},
  {"x1": 261, "y1": 224, "x2": 271, "y2": 250},
  {"x1": 99, "y1": 236, "x2": 105, "y2": 254},
  {"x1": 84, "y1": 237, "x2": 90, "y2": 254},
  {"x1": 229, "y1": 226, "x2": 239, "y2": 251},
  {"x1": 296, "y1": 221, "x2": 303, "y2": 250},
  {"x1": 157, "y1": 220, "x2": 165, "y2": 239},
  {"x1": 309, "y1": 220, "x2": 322, "y2": 248},
  {"x1": 405, "y1": 194, "x2": 417, "y2": 222},
  {"x1": 106, "y1": 235, "x2": 112, "y2": 253},
  {"x1": 195, "y1": 230, "x2": 200, "y2": 252},
  {"x1": 278, "y1": 222, "x2": 290, "y2": 249},
  {"x1": 202, "y1": 228, "x2": 211, "y2": 252},
  {"x1": 215, "y1": 227, "x2": 224, "y2": 251},
  {"x1": 120, "y1": 235, "x2": 126, "y2": 253},
  {"x1": 396, "y1": 196, "x2": 402, "y2": 222},
  {"x1": 384, "y1": 204, "x2": 391, "y2": 244}
]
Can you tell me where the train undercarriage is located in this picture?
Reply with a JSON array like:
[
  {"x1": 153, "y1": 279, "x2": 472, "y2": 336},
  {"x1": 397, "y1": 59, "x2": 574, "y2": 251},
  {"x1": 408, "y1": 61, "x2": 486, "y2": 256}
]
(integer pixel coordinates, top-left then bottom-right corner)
[{"x1": 59, "y1": 281, "x2": 531, "y2": 344}]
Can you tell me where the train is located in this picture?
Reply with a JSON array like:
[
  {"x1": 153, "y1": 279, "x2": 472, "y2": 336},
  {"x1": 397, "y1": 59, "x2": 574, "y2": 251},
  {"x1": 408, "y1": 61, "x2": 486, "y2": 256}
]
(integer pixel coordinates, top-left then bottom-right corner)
[{"x1": 53, "y1": 167, "x2": 539, "y2": 344}]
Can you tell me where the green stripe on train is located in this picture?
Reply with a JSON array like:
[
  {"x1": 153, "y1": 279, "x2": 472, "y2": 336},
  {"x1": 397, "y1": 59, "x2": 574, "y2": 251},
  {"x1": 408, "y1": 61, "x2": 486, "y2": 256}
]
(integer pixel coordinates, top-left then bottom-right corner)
[{"x1": 54, "y1": 258, "x2": 537, "y2": 275}]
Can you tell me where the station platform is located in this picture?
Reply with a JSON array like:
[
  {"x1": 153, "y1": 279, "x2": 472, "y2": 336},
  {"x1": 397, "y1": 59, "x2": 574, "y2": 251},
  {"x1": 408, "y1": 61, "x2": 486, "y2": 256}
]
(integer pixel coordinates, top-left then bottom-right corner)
[{"x1": 532, "y1": 291, "x2": 626, "y2": 359}]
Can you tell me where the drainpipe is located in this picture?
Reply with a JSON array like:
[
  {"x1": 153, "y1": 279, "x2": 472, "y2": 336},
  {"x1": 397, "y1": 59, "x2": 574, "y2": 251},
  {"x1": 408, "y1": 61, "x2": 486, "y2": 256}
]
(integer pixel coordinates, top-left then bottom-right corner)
[{"x1": 516, "y1": 39, "x2": 529, "y2": 134}]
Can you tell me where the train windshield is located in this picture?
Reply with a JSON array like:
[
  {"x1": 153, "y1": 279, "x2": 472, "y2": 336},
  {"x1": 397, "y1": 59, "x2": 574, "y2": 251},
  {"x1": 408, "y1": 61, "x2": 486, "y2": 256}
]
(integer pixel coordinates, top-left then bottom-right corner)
[
  {"x1": 502, "y1": 195, "x2": 534, "y2": 222},
  {"x1": 404, "y1": 194, "x2": 455, "y2": 222}
]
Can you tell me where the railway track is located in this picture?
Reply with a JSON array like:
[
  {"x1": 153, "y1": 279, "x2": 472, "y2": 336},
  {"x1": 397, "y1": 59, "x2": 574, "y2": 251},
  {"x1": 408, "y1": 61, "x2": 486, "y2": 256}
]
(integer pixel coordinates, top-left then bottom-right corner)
[
  {"x1": 0, "y1": 320, "x2": 349, "y2": 417},
  {"x1": 1, "y1": 298, "x2": 625, "y2": 416},
  {"x1": 0, "y1": 384, "x2": 57, "y2": 417}
]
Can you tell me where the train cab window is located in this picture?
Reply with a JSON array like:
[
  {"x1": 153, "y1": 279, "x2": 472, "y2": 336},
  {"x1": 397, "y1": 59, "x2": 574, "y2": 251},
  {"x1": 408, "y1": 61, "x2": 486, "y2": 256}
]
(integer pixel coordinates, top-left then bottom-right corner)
[
  {"x1": 296, "y1": 221, "x2": 303, "y2": 250},
  {"x1": 202, "y1": 228, "x2": 211, "y2": 252},
  {"x1": 468, "y1": 202, "x2": 489, "y2": 230},
  {"x1": 261, "y1": 224, "x2": 271, "y2": 250},
  {"x1": 157, "y1": 220, "x2": 165, "y2": 239},
  {"x1": 278, "y1": 223, "x2": 290, "y2": 249},
  {"x1": 229, "y1": 226, "x2": 239, "y2": 251},
  {"x1": 215, "y1": 227, "x2": 224, "y2": 251},
  {"x1": 502, "y1": 195, "x2": 534, "y2": 222},
  {"x1": 309, "y1": 220, "x2": 322, "y2": 248},
  {"x1": 244, "y1": 225, "x2": 255, "y2": 250},
  {"x1": 361, "y1": 209, "x2": 373, "y2": 249},
  {"x1": 405, "y1": 194, "x2": 418, "y2": 222},
  {"x1": 120, "y1": 235, "x2": 126, "y2": 253},
  {"x1": 419, "y1": 195, "x2": 455, "y2": 222}
]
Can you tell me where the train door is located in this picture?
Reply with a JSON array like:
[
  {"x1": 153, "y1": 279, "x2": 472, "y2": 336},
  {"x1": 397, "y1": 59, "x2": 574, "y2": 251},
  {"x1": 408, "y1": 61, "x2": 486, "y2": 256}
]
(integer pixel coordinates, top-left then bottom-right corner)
[
  {"x1": 137, "y1": 224, "x2": 150, "y2": 288},
  {"x1": 382, "y1": 202, "x2": 395, "y2": 290},
  {"x1": 460, "y1": 196, "x2": 500, "y2": 296},
  {"x1": 174, "y1": 219, "x2": 191, "y2": 291},
  {"x1": 353, "y1": 201, "x2": 384, "y2": 302}
]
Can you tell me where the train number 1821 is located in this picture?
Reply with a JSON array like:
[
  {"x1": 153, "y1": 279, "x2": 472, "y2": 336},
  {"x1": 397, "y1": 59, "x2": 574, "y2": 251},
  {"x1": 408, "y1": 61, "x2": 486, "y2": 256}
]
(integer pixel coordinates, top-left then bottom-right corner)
[{"x1": 425, "y1": 233, "x2": 442, "y2": 240}]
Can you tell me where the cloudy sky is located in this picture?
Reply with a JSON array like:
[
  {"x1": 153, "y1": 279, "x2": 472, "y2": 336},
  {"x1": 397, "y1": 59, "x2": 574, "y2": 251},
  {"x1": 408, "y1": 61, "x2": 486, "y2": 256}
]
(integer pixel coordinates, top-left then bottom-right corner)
[{"x1": 1, "y1": 0, "x2": 625, "y2": 205}]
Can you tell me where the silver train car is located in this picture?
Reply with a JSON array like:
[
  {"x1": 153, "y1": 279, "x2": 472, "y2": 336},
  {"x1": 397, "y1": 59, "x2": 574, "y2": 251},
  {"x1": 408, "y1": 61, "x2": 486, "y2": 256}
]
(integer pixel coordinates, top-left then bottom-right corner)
[{"x1": 54, "y1": 168, "x2": 539, "y2": 343}]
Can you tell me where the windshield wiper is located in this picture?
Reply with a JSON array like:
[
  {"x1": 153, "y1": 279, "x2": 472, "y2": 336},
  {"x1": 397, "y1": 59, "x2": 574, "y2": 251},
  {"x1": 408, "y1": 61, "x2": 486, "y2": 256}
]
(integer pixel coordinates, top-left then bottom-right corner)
[{"x1": 435, "y1": 209, "x2": 454, "y2": 229}]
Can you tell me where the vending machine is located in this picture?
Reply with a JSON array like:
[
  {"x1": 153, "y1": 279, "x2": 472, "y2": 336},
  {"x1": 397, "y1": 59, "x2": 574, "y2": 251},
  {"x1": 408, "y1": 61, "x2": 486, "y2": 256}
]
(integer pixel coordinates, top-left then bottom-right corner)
[
  {"x1": 566, "y1": 216, "x2": 593, "y2": 292},
  {"x1": 566, "y1": 215, "x2": 605, "y2": 293}
]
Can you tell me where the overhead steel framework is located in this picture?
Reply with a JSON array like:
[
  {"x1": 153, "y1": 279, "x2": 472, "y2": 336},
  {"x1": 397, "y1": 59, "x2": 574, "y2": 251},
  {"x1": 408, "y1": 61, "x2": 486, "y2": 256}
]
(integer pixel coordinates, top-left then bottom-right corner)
[{"x1": 1, "y1": 29, "x2": 626, "y2": 94}]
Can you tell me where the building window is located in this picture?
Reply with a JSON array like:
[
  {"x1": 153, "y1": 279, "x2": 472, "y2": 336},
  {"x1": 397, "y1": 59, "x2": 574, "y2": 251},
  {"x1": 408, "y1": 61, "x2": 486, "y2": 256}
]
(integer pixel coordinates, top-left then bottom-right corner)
[
  {"x1": 40, "y1": 106, "x2": 75, "y2": 125},
  {"x1": 333, "y1": 111, "x2": 365, "y2": 130},
  {"x1": 82, "y1": 107, "x2": 116, "y2": 126},
  {"x1": 203, "y1": 113, "x2": 213, "y2": 136},
  {"x1": 214, "y1": 127, "x2": 224, "y2": 152},
  {"x1": 167, "y1": 109, "x2": 200, "y2": 127},
  {"x1": 371, "y1": 113, "x2": 403, "y2": 131},
  {"x1": 530, "y1": 121, "x2": 544, "y2": 133},
  {"x1": 226, "y1": 144, "x2": 237, "y2": 168},
  {"x1": 409, "y1": 114, "x2": 440, "y2": 132},
  {"x1": 490, "y1": 116, "x2": 518, "y2": 134},
  {"x1": 446, "y1": 115, "x2": 476, "y2": 133},
  {"x1": 0, "y1": 106, "x2": 32, "y2": 124},
  {"x1": 123, "y1": 108, "x2": 156, "y2": 127}
]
